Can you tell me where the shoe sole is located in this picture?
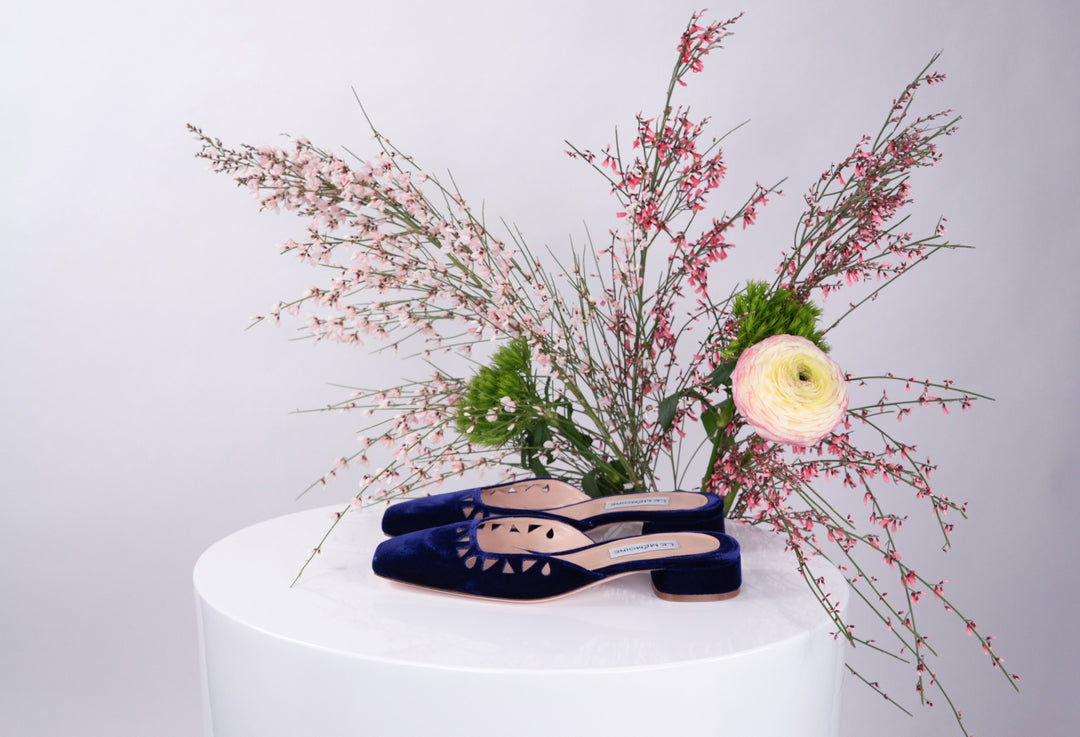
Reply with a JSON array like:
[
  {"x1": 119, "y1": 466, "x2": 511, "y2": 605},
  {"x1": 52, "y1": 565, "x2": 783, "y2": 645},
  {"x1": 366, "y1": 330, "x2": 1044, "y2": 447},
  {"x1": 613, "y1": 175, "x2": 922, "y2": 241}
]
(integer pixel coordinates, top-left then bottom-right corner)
[
  {"x1": 652, "y1": 586, "x2": 741, "y2": 602},
  {"x1": 374, "y1": 569, "x2": 741, "y2": 604}
]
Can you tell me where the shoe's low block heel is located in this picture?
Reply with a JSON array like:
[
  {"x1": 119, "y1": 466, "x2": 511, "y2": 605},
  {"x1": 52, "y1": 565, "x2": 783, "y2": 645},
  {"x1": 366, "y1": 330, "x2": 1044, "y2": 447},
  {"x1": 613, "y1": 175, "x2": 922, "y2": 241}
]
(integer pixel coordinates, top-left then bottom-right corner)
[{"x1": 651, "y1": 560, "x2": 741, "y2": 602}]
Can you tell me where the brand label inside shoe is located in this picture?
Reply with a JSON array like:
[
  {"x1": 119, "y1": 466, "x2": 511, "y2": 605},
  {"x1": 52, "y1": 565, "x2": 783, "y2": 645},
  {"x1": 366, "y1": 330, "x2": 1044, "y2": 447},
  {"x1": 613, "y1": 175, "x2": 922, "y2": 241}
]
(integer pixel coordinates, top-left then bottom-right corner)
[
  {"x1": 603, "y1": 496, "x2": 671, "y2": 510},
  {"x1": 608, "y1": 540, "x2": 680, "y2": 559}
]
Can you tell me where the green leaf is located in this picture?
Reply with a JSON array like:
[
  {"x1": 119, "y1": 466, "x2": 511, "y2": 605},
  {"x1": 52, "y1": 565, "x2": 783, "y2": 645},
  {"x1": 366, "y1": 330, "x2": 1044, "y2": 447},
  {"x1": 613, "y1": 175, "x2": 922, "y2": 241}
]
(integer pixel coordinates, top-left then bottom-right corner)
[
  {"x1": 561, "y1": 422, "x2": 594, "y2": 454},
  {"x1": 718, "y1": 397, "x2": 735, "y2": 425},
  {"x1": 528, "y1": 454, "x2": 549, "y2": 478},
  {"x1": 658, "y1": 393, "x2": 680, "y2": 431},
  {"x1": 701, "y1": 408, "x2": 720, "y2": 439},
  {"x1": 582, "y1": 468, "x2": 601, "y2": 498},
  {"x1": 705, "y1": 361, "x2": 735, "y2": 389},
  {"x1": 527, "y1": 422, "x2": 551, "y2": 451}
]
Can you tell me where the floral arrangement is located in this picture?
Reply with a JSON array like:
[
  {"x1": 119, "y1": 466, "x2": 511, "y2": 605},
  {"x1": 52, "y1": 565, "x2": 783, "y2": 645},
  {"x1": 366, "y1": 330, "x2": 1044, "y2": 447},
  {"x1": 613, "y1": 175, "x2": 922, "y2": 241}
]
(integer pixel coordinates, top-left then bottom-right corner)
[{"x1": 190, "y1": 11, "x2": 1017, "y2": 733}]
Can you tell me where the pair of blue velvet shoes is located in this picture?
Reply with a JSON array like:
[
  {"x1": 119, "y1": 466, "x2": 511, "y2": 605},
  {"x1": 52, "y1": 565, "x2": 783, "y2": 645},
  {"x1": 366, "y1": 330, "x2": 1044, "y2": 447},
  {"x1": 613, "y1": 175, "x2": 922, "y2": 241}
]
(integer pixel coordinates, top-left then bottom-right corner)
[{"x1": 371, "y1": 478, "x2": 742, "y2": 602}]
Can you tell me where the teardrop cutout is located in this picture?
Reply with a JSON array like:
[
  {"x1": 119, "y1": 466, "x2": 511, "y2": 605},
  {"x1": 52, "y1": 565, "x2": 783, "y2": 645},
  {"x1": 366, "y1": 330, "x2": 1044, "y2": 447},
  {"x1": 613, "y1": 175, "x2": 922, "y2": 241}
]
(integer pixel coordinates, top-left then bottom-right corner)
[
  {"x1": 541, "y1": 562, "x2": 551, "y2": 576},
  {"x1": 464, "y1": 556, "x2": 477, "y2": 569}
]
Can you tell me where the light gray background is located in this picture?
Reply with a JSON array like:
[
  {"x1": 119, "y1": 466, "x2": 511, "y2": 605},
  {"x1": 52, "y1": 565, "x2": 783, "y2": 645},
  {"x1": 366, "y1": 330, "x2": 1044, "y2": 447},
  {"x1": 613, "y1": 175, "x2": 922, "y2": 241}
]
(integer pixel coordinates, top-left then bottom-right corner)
[{"x1": 3, "y1": 0, "x2": 1077, "y2": 734}]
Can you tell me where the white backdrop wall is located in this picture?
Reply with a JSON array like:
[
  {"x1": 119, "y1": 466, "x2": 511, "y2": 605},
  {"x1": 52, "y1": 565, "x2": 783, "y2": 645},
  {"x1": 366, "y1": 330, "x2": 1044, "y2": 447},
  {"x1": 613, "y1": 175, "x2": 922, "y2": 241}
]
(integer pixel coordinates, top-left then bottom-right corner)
[{"x1": 2, "y1": 1, "x2": 1077, "y2": 735}]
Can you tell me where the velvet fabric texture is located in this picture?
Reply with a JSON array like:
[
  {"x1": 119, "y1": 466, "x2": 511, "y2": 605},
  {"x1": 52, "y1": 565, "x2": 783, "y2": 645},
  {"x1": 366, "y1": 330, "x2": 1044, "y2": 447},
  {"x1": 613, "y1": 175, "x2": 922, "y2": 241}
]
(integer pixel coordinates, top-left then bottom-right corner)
[
  {"x1": 372, "y1": 517, "x2": 741, "y2": 601},
  {"x1": 380, "y1": 479, "x2": 727, "y2": 536},
  {"x1": 380, "y1": 487, "x2": 488, "y2": 536}
]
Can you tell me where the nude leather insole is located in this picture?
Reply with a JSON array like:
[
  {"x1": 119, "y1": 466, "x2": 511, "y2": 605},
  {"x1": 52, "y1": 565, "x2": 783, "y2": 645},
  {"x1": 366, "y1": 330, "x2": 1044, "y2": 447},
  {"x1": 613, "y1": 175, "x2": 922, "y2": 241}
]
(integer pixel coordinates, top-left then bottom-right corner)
[
  {"x1": 480, "y1": 480, "x2": 710, "y2": 520},
  {"x1": 474, "y1": 517, "x2": 720, "y2": 571}
]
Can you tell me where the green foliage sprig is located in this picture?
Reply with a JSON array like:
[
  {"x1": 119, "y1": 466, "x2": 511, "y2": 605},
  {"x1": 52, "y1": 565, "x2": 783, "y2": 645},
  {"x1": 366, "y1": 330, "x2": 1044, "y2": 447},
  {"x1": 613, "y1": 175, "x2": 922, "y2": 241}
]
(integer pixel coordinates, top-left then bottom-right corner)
[
  {"x1": 723, "y1": 281, "x2": 828, "y2": 361},
  {"x1": 454, "y1": 338, "x2": 542, "y2": 446},
  {"x1": 453, "y1": 338, "x2": 624, "y2": 495}
]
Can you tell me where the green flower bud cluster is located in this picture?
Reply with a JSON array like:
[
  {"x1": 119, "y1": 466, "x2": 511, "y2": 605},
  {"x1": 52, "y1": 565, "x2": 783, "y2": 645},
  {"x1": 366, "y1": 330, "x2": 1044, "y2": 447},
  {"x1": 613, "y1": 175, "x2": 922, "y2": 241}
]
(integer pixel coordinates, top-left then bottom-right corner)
[
  {"x1": 724, "y1": 281, "x2": 828, "y2": 361},
  {"x1": 454, "y1": 338, "x2": 543, "y2": 446},
  {"x1": 454, "y1": 338, "x2": 611, "y2": 489}
]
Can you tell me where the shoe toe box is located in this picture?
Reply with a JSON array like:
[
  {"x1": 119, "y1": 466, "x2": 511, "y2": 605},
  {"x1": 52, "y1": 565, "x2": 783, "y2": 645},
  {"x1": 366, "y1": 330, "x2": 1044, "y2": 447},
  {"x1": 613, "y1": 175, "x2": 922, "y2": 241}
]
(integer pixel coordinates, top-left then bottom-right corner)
[{"x1": 380, "y1": 489, "x2": 479, "y2": 536}]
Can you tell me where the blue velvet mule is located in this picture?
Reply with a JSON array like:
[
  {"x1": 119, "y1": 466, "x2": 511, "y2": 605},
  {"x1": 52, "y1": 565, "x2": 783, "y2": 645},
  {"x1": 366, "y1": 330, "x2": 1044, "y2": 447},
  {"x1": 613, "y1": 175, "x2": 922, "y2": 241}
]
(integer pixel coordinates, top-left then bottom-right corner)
[
  {"x1": 380, "y1": 478, "x2": 726, "y2": 537},
  {"x1": 372, "y1": 516, "x2": 741, "y2": 602}
]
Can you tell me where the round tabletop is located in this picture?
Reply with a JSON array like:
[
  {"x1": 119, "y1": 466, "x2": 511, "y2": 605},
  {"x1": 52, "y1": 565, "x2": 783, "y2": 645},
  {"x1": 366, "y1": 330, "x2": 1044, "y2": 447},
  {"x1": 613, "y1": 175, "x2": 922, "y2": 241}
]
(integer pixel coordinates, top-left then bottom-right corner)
[{"x1": 194, "y1": 502, "x2": 849, "y2": 672}]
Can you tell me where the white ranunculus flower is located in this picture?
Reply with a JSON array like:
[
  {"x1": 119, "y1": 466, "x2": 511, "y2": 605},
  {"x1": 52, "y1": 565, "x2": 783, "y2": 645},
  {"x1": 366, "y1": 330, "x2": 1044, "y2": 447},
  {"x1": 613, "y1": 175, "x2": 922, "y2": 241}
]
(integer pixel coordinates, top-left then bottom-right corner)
[{"x1": 731, "y1": 334, "x2": 848, "y2": 446}]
